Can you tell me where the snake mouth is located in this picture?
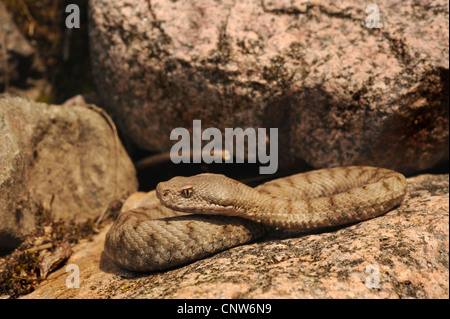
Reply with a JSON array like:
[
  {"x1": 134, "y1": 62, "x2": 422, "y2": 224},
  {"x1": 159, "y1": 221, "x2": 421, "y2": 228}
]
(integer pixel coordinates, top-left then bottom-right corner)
[{"x1": 162, "y1": 200, "x2": 235, "y2": 215}]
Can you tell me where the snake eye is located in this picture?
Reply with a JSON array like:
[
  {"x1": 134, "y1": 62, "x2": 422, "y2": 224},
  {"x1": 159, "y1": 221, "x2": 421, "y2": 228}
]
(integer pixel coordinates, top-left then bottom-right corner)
[{"x1": 182, "y1": 187, "x2": 193, "y2": 198}]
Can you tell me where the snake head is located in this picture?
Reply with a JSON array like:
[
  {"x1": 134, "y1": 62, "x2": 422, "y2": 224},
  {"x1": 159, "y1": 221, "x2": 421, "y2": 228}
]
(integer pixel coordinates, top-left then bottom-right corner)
[{"x1": 156, "y1": 173, "x2": 245, "y2": 215}]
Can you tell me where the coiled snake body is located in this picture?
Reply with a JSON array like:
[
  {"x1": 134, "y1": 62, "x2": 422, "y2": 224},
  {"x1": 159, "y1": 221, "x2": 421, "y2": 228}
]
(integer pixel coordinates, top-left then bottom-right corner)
[{"x1": 104, "y1": 166, "x2": 407, "y2": 272}]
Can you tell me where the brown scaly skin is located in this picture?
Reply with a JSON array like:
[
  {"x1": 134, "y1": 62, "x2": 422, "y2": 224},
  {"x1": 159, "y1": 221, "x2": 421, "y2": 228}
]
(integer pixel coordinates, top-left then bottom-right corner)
[{"x1": 105, "y1": 166, "x2": 407, "y2": 272}]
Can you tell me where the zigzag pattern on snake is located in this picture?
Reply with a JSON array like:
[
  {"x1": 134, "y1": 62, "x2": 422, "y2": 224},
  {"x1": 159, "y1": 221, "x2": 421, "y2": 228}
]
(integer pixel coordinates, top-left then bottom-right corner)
[{"x1": 104, "y1": 166, "x2": 407, "y2": 272}]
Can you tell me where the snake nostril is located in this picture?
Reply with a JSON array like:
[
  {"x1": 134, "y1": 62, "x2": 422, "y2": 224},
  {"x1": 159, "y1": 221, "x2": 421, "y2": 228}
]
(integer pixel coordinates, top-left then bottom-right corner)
[{"x1": 163, "y1": 190, "x2": 170, "y2": 197}]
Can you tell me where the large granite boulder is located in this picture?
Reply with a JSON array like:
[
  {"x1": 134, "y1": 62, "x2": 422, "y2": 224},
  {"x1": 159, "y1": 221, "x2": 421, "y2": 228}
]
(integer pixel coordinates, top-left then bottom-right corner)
[
  {"x1": 88, "y1": 0, "x2": 448, "y2": 174},
  {"x1": 0, "y1": 94, "x2": 138, "y2": 249}
]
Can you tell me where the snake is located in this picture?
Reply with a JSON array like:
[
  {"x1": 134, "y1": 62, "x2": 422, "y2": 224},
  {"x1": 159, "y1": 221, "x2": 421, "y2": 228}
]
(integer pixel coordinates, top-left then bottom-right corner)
[{"x1": 104, "y1": 166, "x2": 407, "y2": 272}]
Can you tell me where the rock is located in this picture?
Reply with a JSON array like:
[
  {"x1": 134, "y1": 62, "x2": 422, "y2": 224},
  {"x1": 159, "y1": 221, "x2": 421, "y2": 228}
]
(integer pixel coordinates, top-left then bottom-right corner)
[
  {"x1": 0, "y1": 94, "x2": 138, "y2": 249},
  {"x1": 20, "y1": 173, "x2": 448, "y2": 299},
  {"x1": 88, "y1": 0, "x2": 448, "y2": 175},
  {"x1": 39, "y1": 242, "x2": 73, "y2": 279},
  {"x1": 0, "y1": 2, "x2": 46, "y2": 96}
]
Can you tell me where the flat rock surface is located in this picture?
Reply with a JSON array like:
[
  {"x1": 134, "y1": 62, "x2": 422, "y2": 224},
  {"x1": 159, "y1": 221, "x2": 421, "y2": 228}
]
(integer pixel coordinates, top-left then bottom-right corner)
[{"x1": 22, "y1": 173, "x2": 449, "y2": 299}]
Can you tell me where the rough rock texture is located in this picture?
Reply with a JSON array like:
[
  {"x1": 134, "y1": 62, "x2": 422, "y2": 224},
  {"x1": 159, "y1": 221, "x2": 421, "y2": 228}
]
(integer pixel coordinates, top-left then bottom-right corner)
[
  {"x1": 0, "y1": 2, "x2": 45, "y2": 95},
  {"x1": 21, "y1": 173, "x2": 449, "y2": 299},
  {"x1": 89, "y1": 0, "x2": 449, "y2": 174},
  {"x1": 0, "y1": 94, "x2": 138, "y2": 249}
]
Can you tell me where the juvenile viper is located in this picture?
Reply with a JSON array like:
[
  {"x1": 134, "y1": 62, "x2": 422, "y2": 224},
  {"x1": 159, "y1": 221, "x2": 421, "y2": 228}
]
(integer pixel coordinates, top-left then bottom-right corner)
[{"x1": 104, "y1": 166, "x2": 407, "y2": 272}]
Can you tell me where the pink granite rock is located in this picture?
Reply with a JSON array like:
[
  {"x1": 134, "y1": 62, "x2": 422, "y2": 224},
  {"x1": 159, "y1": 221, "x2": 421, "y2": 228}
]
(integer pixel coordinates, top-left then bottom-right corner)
[
  {"x1": 19, "y1": 173, "x2": 449, "y2": 299},
  {"x1": 88, "y1": 0, "x2": 448, "y2": 174}
]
